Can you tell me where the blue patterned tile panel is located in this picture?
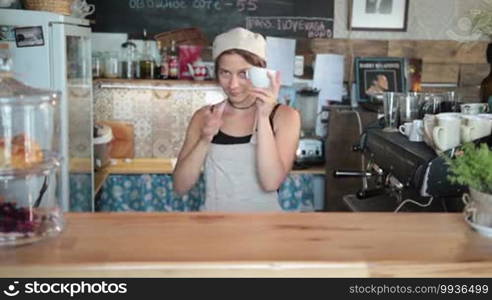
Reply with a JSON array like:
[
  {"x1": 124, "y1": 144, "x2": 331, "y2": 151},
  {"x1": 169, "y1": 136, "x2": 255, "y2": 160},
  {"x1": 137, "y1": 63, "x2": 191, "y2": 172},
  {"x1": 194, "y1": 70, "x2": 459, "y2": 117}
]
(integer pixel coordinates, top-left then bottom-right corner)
[
  {"x1": 279, "y1": 174, "x2": 314, "y2": 211},
  {"x1": 69, "y1": 174, "x2": 93, "y2": 212},
  {"x1": 95, "y1": 174, "x2": 314, "y2": 212},
  {"x1": 96, "y1": 174, "x2": 205, "y2": 212}
]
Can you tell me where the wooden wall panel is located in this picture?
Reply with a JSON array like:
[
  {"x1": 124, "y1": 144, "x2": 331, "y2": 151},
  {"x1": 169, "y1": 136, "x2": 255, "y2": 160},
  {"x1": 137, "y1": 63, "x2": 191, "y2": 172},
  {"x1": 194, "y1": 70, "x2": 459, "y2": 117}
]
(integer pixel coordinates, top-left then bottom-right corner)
[
  {"x1": 301, "y1": 39, "x2": 488, "y2": 89},
  {"x1": 455, "y1": 42, "x2": 488, "y2": 64},
  {"x1": 388, "y1": 40, "x2": 486, "y2": 64},
  {"x1": 421, "y1": 86, "x2": 481, "y2": 102},
  {"x1": 457, "y1": 86, "x2": 481, "y2": 101},
  {"x1": 460, "y1": 64, "x2": 489, "y2": 86},
  {"x1": 421, "y1": 64, "x2": 459, "y2": 83},
  {"x1": 387, "y1": 41, "x2": 420, "y2": 59},
  {"x1": 310, "y1": 39, "x2": 388, "y2": 57}
]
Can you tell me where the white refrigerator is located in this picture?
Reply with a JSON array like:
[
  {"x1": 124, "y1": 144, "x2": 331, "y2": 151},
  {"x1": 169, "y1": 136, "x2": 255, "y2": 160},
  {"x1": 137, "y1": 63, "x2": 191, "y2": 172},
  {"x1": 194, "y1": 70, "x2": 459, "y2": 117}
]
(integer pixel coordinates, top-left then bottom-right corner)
[{"x1": 0, "y1": 9, "x2": 94, "y2": 211}]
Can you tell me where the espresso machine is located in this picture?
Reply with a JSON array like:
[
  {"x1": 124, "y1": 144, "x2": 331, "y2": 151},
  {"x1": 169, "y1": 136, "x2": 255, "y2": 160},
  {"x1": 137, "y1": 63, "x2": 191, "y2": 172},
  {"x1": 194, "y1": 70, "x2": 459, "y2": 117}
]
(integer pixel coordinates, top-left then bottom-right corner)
[
  {"x1": 330, "y1": 90, "x2": 475, "y2": 212},
  {"x1": 334, "y1": 122, "x2": 474, "y2": 212}
]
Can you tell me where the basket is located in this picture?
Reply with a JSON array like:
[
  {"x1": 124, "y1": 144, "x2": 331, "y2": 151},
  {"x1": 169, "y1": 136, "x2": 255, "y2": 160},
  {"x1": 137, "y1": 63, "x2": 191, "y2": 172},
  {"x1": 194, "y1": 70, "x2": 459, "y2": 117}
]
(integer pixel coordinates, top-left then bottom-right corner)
[
  {"x1": 22, "y1": 0, "x2": 73, "y2": 16},
  {"x1": 154, "y1": 27, "x2": 209, "y2": 47}
]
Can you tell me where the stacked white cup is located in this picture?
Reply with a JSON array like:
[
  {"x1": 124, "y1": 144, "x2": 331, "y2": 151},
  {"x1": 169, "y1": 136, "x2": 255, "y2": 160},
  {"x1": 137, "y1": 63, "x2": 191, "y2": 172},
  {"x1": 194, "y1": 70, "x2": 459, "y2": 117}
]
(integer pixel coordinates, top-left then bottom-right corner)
[{"x1": 432, "y1": 114, "x2": 462, "y2": 152}]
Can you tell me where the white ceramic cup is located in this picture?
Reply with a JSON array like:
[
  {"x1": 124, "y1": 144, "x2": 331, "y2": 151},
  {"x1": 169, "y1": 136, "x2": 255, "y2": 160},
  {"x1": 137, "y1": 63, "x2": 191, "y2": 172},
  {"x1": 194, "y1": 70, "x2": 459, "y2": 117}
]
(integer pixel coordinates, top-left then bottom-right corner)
[
  {"x1": 478, "y1": 113, "x2": 492, "y2": 121},
  {"x1": 477, "y1": 114, "x2": 492, "y2": 137},
  {"x1": 423, "y1": 114, "x2": 437, "y2": 149},
  {"x1": 398, "y1": 122, "x2": 413, "y2": 137},
  {"x1": 461, "y1": 103, "x2": 489, "y2": 115},
  {"x1": 437, "y1": 112, "x2": 462, "y2": 118},
  {"x1": 463, "y1": 189, "x2": 492, "y2": 227},
  {"x1": 432, "y1": 114, "x2": 461, "y2": 152},
  {"x1": 409, "y1": 119, "x2": 424, "y2": 142},
  {"x1": 187, "y1": 61, "x2": 206, "y2": 81},
  {"x1": 246, "y1": 66, "x2": 276, "y2": 88},
  {"x1": 461, "y1": 115, "x2": 492, "y2": 142},
  {"x1": 202, "y1": 61, "x2": 215, "y2": 79}
]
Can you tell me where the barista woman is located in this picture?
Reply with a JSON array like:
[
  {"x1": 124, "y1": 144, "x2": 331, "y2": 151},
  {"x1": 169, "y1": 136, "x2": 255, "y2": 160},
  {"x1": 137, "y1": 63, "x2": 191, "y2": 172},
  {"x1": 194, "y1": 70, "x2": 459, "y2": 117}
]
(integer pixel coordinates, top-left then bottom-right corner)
[{"x1": 173, "y1": 27, "x2": 300, "y2": 211}]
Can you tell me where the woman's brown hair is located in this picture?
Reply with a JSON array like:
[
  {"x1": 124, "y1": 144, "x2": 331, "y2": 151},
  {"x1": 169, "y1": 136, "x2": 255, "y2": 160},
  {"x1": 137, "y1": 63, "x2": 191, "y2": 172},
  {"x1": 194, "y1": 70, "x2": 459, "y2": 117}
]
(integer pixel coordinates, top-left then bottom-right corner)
[{"x1": 214, "y1": 49, "x2": 266, "y2": 79}]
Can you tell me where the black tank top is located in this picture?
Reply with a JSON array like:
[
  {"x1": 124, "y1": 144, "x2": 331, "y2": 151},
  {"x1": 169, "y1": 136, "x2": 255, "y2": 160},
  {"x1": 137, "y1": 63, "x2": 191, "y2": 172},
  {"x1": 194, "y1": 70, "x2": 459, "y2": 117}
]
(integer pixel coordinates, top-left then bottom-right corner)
[{"x1": 212, "y1": 104, "x2": 281, "y2": 145}]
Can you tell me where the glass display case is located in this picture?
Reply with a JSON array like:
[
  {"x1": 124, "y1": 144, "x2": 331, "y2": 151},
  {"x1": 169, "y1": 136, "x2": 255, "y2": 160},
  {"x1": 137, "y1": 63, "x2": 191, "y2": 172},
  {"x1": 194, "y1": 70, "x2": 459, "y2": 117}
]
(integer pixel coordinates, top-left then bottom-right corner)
[
  {"x1": 0, "y1": 45, "x2": 64, "y2": 246},
  {"x1": 0, "y1": 8, "x2": 95, "y2": 212}
]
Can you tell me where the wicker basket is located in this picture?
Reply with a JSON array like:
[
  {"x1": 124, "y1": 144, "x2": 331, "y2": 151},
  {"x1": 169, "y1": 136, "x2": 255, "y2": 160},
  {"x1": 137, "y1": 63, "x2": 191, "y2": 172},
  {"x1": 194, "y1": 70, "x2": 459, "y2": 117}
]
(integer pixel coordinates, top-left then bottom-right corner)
[
  {"x1": 154, "y1": 28, "x2": 209, "y2": 47},
  {"x1": 23, "y1": 0, "x2": 73, "y2": 16}
]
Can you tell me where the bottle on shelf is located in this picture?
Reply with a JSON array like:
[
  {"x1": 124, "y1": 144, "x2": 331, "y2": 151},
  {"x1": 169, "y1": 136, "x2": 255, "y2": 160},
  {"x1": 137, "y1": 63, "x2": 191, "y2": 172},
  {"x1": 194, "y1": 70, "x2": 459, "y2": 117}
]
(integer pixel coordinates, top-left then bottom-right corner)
[
  {"x1": 168, "y1": 39, "x2": 179, "y2": 80},
  {"x1": 480, "y1": 43, "x2": 492, "y2": 103},
  {"x1": 139, "y1": 29, "x2": 155, "y2": 79},
  {"x1": 158, "y1": 40, "x2": 169, "y2": 80},
  {"x1": 154, "y1": 40, "x2": 161, "y2": 79}
]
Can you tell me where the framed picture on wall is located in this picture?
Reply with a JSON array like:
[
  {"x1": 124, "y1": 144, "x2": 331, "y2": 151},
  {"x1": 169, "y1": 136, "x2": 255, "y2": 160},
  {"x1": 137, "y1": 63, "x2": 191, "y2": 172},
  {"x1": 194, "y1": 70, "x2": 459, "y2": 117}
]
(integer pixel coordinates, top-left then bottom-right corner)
[
  {"x1": 349, "y1": 0, "x2": 409, "y2": 31},
  {"x1": 354, "y1": 57, "x2": 406, "y2": 102},
  {"x1": 14, "y1": 26, "x2": 44, "y2": 47}
]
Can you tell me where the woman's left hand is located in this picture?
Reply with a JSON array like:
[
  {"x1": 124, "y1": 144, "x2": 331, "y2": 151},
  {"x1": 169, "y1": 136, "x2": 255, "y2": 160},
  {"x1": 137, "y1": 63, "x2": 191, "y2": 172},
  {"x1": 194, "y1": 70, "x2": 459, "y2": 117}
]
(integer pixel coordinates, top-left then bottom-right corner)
[{"x1": 250, "y1": 71, "x2": 281, "y2": 118}]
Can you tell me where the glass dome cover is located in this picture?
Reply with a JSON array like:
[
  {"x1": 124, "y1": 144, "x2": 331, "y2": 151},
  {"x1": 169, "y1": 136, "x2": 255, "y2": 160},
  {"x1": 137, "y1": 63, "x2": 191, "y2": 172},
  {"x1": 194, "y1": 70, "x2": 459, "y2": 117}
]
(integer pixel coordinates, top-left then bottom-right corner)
[
  {"x1": 0, "y1": 74, "x2": 60, "y2": 105},
  {"x1": 0, "y1": 43, "x2": 58, "y2": 103},
  {"x1": 0, "y1": 72, "x2": 61, "y2": 174}
]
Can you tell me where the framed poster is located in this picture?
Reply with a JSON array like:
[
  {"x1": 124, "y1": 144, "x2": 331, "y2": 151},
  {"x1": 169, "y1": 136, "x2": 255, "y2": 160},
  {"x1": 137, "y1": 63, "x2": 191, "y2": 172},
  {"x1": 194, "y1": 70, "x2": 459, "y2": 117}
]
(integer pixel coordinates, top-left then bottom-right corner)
[
  {"x1": 354, "y1": 57, "x2": 406, "y2": 102},
  {"x1": 349, "y1": 0, "x2": 409, "y2": 31}
]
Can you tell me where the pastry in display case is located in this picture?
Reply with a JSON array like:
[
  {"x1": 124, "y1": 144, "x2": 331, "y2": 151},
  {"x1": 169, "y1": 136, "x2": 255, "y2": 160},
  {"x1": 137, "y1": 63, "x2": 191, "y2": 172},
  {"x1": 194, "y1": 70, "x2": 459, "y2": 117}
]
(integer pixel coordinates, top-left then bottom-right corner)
[
  {"x1": 0, "y1": 44, "x2": 64, "y2": 246},
  {"x1": 0, "y1": 133, "x2": 44, "y2": 169}
]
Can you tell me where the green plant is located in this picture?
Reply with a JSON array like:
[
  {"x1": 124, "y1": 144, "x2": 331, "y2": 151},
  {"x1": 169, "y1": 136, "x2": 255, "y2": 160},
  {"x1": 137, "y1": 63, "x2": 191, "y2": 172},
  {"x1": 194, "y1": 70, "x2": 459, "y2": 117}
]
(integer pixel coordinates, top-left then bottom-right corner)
[{"x1": 446, "y1": 143, "x2": 492, "y2": 194}]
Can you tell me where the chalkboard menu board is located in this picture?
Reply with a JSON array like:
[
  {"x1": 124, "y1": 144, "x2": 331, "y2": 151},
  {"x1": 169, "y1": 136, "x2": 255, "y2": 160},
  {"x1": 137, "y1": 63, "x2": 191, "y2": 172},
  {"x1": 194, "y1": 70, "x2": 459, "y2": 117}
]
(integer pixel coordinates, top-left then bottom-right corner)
[{"x1": 87, "y1": 0, "x2": 334, "y2": 40}]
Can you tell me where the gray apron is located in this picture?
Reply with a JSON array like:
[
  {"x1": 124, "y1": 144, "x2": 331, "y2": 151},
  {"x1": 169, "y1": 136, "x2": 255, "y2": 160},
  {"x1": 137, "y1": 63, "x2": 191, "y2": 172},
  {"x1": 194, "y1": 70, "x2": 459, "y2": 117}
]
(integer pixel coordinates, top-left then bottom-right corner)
[{"x1": 203, "y1": 127, "x2": 281, "y2": 212}]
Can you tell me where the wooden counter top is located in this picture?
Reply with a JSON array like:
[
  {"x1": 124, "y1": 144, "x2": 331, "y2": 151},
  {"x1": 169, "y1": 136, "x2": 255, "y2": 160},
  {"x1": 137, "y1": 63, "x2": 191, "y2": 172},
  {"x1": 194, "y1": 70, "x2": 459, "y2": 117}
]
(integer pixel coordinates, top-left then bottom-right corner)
[
  {"x1": 2, "y1": 212, "x2": 492, "y2": 278},
  {"x1": 99, "y1": 158, "x2": 324, "y2": 175}
]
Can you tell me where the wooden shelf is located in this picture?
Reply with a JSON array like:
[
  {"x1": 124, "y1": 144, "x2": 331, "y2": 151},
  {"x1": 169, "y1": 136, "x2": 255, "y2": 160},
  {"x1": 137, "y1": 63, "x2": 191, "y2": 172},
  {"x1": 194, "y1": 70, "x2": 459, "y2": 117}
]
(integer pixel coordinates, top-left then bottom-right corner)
[
  {"x1": 103, "y1": 158, "x2": 324, "y2": 175},
  {"x1": 106, "y1": 158, "x2": 175, "y2": 174},
  {"x1": 291, "y1": 165, "x2": 325, "y2": 175},
  {"x1": 94, "y1": 78, "x2": 219, "y2": 86},
  {"x1": 69, "y1": 158, "x2": 92, "y2": 173}
]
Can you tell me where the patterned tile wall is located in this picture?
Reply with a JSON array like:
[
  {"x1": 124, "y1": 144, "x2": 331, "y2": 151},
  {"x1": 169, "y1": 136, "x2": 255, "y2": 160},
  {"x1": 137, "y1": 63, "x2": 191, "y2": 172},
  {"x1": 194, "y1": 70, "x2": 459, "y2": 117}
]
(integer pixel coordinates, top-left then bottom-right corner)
[{"x1": 93, "y1": 82, "x2": 225, "y2": 158}]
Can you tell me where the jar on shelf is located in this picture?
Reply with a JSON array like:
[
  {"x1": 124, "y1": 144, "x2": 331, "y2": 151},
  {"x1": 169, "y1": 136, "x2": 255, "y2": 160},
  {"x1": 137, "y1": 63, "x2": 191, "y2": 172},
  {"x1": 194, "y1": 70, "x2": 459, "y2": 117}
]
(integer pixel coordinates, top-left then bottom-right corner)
[
  {"x1": 0, "y1": 44, "x2": 64, "y2": 246},
  {"x1": 102, "y1": 51, "x2": 120, "y2": 78},
  {"x1": 92, "y1": 51, "x2": 103, "y2": 78}
]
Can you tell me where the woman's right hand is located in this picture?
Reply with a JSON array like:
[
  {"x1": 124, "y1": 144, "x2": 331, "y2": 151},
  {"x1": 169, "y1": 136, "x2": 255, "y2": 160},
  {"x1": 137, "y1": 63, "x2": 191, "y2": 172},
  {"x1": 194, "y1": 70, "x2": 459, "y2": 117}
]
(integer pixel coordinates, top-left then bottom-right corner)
[{"x1": 201, "y1": 101, "x2": 225, "y2": 142}]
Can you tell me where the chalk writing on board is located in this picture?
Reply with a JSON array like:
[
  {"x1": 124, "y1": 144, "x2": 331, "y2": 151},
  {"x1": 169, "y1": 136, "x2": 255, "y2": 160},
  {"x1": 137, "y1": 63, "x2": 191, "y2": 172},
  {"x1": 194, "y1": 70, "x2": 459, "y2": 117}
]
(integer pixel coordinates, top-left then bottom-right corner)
[
  {"x1": 128, "y1": 0, "x2": 258, "y2": 12},
  {"x1": 245, "y1": 16, "x2": 333, "y2": 38},
  {"x1": 89, "y1": 0, "x2": 334, "y2": 39}
]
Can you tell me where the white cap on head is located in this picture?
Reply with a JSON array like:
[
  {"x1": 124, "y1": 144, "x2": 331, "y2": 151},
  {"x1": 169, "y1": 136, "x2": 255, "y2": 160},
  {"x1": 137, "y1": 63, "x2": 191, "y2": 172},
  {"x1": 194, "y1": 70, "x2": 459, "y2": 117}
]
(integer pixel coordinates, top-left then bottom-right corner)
[{"x1": 212, "y1": 27, "x2": 266, "y2": 60}]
